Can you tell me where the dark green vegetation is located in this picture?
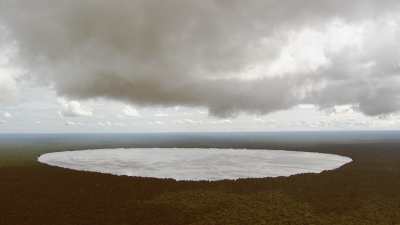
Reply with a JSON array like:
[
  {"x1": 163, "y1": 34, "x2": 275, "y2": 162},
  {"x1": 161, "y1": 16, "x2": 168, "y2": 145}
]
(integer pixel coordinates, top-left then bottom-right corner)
[{"x1": 1, "y1": 132, "x2": 400, "y2": 225}]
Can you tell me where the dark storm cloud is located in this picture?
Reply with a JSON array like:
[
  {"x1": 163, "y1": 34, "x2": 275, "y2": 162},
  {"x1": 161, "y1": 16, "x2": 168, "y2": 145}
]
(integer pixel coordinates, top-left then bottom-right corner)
[{"x1": 1, "y1": 0, "x2": 400, "y2": 116}]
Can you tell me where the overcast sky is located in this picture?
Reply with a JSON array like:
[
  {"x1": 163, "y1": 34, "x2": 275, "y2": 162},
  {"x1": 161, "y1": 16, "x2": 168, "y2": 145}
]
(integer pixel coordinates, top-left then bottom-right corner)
[{"x1": 1, "y1": 0, "x2": 400, "y2": 133}]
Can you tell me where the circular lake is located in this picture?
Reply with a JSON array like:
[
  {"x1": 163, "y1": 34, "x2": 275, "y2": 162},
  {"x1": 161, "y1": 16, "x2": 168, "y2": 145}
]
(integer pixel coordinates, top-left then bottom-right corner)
[{"x1": 38, "y1": 148, "x2": 352, "y2": 181}]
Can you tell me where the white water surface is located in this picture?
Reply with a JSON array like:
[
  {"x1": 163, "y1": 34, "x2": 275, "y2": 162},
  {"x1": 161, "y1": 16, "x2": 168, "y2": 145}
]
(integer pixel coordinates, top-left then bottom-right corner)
[{"x1": 38, "y1": 148, "x2": 352, "y2": 181}]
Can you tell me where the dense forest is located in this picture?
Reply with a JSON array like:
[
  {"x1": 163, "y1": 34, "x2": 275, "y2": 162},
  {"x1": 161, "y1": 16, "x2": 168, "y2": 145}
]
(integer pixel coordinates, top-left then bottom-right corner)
[{"x1": 1, "y1": 139, "x2": 400, "y2": 224}]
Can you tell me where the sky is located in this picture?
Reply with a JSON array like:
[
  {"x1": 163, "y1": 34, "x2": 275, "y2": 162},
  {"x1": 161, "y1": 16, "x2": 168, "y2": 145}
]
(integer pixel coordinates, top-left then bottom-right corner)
[{"x1": 1, "y1": 0, "x2": 400, "y2": 133}]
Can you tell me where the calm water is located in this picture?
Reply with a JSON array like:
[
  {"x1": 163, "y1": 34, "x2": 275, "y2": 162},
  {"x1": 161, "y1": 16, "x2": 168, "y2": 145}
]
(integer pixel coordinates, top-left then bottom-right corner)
[{"x1": 38, "y1": 148, "x2": 352, "y2": 181}]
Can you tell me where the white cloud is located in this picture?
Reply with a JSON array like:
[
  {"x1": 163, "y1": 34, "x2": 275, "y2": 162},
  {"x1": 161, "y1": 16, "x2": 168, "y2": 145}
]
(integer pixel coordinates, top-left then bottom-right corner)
[
  {"x1": 209, "y1": 119, "x2": 233, "y2": 125},
  {"x1": 59, "y1": 99, "x2": 93, "y2": 117},
  {"x1": 0, "y1": 33, "x2": 19, "y2": 104},
  {"x1": 0, "y1": 72, "x2": 17, "y2": 103},
  {"x1": 327, "y1": 105, "x2": 357, "y2": 117},
  {"x1": 97, "y1": 121, "x2": 112, "y2": 127},
  {"x1": 65, "y1": 121, "x2": 76, "y2": 126},
  {"x1": 297, "y1": 104, "x2": 317, "y2": 110},
  {"x1": 65, "y1": 121, "x2": 84, "y2": 126},
  {"x1": 122, "y1": 105, "x2": 140, "y2": 117},
  {"x1": 3, "y1": 112, "x2": 12, "y2": 118},
  {"x1": 175, "y1": 119, "x2": 203, "y2": 125},
  {"x1": 253, "y1": 117, "x2": 276, "y2": 124},
  {"x1": 154, "y1": 112, "x2": 168, "y2": 117},
  {"x1": 97, "y1": 121, "x2": 126, "y2": 127},
  {"x1": 148, "y1": 121, "x2": 165, "y2": 125}
]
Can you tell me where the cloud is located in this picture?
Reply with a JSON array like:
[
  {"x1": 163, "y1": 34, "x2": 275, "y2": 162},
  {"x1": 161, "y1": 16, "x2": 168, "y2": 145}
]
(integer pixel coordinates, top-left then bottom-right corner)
[
  {"x1": 154, "y1": 112, "x2": 168, "y2": 117},
  {"x1": 297, "y1": 104, "x2": 317, "y2": 110},
  {"x1": 209, "y1": 119, "x2": 233, "y2": 125},
  {"x1": 1, "y1": 1, "x2": 400, "y2": 117},
  {"x1": 59, "y1": 99, "x2": 93, "y2": 117},
  {"x1": 97, "y1": 121, "x2": 112, "y2": 127},
  {"x1": 0, "y1": 72, "x2": 17, "y2": 103},
  {"x1": 175, "y1": 119, "x2": 203, "y2": 125},
  {"x1": 0, "y1": 29, "x2": 19, "y2": 104},
  {"x1": 122, "y1": 105, "x2": 140, "y2": 117},
  {"x1": 253, "y1": 117, "x2": 277, "y2": 124},
  {"x1": 65, "y1": 121, "x2": 78, "y2": 126},
  {"x1": 97, "y1": 121, "x2": 126, "y2": 127},
  {"x1": 328, "y1": 105, "x2": 356, "y2": 117},
  {"x1": 148, "y1": 121, "x2": 165, "y2": 126},
  {"x1": 3, "y1": 112, "x2": 12, "y2": 118}
]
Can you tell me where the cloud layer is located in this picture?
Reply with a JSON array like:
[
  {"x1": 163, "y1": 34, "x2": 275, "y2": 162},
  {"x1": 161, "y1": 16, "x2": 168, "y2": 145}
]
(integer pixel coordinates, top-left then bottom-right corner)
[
  {"x1": 0, "y1": 73, "x2": 17, "y2": 103},
  {"x1": 59, "y1": 99, "x2": 93, "y2": 117},
  {"x1": 1, "y1": 1, "x2": 400, "y2": 116}
]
